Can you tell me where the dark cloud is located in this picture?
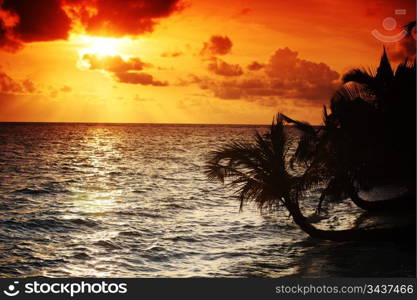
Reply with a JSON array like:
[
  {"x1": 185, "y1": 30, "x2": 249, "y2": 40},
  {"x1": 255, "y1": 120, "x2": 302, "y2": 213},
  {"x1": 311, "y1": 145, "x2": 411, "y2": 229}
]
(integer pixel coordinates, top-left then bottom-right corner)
[
  {"x1": 0, "y1": 71, "x2": 23, "y2": 93},
  {"x1": 82, "y1": 53, "x2": 167, "y2": 86},
  {"x1": 207, "y1": 57, "x2": 243, "y2": 77},
  {"x1": 265, "y1": 47, "x2": 339, "y2": 84},
  {"x1": 247, "y1": 61, "x2": 265, "y2": 71},
  {"x1": 0, "y1": 71, "x2": 36, "y2": 94},
  {"x1": 0, "y1": 0, "x2": 183, "y2": 52},
  {"x1": 0, "y1": 19, "x2": 23, "y2": 52},
  {"x1": 213, "y1": 86, "x2": 242, "y2": 99},
  {"x1": 207, "y1": 78, "x2": 275, "y2": 100},
  {"x1": 63, "y1": 0, "x2": 183, "y2": 36},
  {"x1": 0, "y1": 0, "x2": 72, "y2": 51},
  {"x1": 115, "y1": 72, "x2": 167, "y2": 86},
  {"x1": 388, "y1": 33, "x2": 416, "y2": 63},
  {"x1": 236, "y1": 78, "x2": 265, "y2": 89},
  {"x1": 200, "y1": 35, "x2": 233, "y2": 56},
  {"x1": 200, "y1": 35, "x2": 241, "y2": 77},
  {"x1": 189, "y1": 47, "x2": 340, "y2": 106}
]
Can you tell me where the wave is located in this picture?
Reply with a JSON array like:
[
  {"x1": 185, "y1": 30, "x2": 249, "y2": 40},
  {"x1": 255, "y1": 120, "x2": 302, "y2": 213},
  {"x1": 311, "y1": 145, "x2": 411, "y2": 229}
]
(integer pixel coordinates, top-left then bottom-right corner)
[{"x1": 93, "y1": 240, "x2": 122, "y2": 250}]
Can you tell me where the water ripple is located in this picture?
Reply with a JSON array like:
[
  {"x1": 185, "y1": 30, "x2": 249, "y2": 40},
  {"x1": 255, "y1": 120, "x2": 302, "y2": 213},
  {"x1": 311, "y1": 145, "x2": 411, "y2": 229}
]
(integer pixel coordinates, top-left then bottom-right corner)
[{"x1": 0, "y1": 123, "x2": 414, "y2": 277}]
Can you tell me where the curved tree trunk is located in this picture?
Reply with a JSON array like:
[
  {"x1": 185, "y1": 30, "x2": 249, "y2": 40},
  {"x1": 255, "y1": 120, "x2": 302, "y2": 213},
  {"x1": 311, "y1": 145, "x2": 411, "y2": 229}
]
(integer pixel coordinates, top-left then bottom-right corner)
[
  {"x1": 286, "y1": 201, "x2": 414, "y2": 242},
  {"x1": 349, "y1": 190, "x2": 415, "y2": 211}
]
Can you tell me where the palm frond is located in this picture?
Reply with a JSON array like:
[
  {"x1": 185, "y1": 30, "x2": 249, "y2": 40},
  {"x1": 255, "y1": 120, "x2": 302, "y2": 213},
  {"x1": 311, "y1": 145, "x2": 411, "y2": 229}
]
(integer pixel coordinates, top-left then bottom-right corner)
[
  {"x1": 376, "y1": 47, "x2": 394, "y2": 83},
  {"x1": 342, "y1": 68, "x2": 375, "y2": 85},
  {"x1": 395, "y1": 58, "x2": 416, "y2": 78},
  {"x1": 330, "y1": 83, "x2": 376, "y2": 118},
  {"x1": 290, "y1": 131, "x2": 318, "y2": 168},
  {"x1": 204, "y1": 114, "x2": 295, "y2": 212},
  {"x1": 280, "y1": 113, "x2": 316, "y2": 136},
  {"x1": 322, "y1": 105, "x2": 328, "y2": 124}
]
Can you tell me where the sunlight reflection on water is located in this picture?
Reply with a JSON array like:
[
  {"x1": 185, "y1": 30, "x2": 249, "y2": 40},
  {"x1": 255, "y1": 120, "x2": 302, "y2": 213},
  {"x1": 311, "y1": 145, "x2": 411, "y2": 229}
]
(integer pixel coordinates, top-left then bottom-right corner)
[{"x1": 0, "y1": 123, "x2": 414, "y2": 277}]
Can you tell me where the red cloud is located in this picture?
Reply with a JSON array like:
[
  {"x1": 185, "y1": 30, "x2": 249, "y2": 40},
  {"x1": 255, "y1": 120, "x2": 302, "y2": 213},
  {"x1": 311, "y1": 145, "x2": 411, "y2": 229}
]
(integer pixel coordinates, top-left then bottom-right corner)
[
  {"x1": 207, "y1": 57, "x2": 243, "y2": 76},
  {"x1": 0, "y1": 70, "x2": 36, "y2": 94},
  {"x1": 0, "y1": 71, "x2": 23, "y2": 93},
  {"x1": 0, "y1": 0, "x2": 71, "y2": 51},
  {"x1": 1, "y1": 0, "x2": 71, "y2": 42},
  {"x1": 200, "y1": 35, "x2": 233, "y2": 56},
  {"x1": 82, "y1": 54, "x2": 150, "y2": 73},
  {"x1": 63, "y1": 0, "x2": 183, "y2": 36},
  {"x1": 247, "y1": 61, "x2": 265, "y2": 71},
  {"x1": 82, "y1": 53, "x2": 167, "y2": 86},
  {"x1": 189, "y1": 47, "x2": 340, "y2": 105},
  {"x1": 388, "y1": 30, "x2": 416, "y2": 62},
  {"x1": 265, "y1": 47, "x2": 339, "y2": 86},
  {"x1": 0, "y1": 0, "x2": 183, "y2": 52},
  {"x1": 115, "y1": 72, "x2": 167, "y2": 86}
]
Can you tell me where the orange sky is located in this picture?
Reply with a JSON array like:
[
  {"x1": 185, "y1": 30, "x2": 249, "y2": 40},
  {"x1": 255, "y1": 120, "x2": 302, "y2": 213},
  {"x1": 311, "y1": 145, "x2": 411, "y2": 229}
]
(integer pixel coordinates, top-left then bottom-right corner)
[{"x1": 0, "y1": 0, "x2": 415, "y2": 124}]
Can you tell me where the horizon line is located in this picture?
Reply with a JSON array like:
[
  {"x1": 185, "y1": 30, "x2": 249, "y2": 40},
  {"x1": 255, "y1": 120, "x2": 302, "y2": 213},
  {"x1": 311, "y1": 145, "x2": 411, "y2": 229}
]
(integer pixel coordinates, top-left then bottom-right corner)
[
  {"x1": 0, "y1": 120, "x2": 274, "y2": 126},
  {"x1": 0, "y1": 121, "x2": 323, "y2": 126}
]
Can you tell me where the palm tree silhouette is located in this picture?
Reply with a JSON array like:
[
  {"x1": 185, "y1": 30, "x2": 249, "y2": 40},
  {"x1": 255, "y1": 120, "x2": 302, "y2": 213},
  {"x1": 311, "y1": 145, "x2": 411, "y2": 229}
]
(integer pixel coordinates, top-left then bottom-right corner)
[
  {"x1": 282, "y1": 48, "x2": 416, "y2": 212},
  {"x1": 329, "y1": 50, "x2": 416, "y2": 211},
  {"x1": 205, "y1": 114, "x2": 412, "y2": 241}
]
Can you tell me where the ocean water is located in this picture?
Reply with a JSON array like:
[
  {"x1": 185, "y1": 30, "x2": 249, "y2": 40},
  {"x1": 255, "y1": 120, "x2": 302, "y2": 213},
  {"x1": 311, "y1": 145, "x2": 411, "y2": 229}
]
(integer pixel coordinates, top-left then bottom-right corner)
[{"x1": 0, "y1": 123, "x2": 414, "y2": 277}]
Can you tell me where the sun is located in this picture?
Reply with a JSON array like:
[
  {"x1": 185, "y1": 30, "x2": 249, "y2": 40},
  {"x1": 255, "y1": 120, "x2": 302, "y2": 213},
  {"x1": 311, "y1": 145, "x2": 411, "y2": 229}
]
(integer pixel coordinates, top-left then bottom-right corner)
[
  {"x1": 80, "y1": 36, "x2": 122, "y2": 56},
  {"x1": 86, "y1": 37, "x2": 120, "y2": 56},
  {"x1": 72, "y1": 34, "x2": 132, "y2": 57}
]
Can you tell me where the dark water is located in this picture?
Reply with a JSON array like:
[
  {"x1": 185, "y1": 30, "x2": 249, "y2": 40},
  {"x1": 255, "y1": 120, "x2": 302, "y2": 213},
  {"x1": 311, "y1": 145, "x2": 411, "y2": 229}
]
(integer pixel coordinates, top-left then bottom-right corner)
[{"x1": 0, "y1": 123, "x2": 414, "y2": 277}]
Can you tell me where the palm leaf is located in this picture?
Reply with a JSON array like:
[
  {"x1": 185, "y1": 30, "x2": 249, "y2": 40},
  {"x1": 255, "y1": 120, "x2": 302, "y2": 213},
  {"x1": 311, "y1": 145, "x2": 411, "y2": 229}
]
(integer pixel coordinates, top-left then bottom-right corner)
[{"x1": 204, "y1": 114, "x2": 294, "y2": 212}]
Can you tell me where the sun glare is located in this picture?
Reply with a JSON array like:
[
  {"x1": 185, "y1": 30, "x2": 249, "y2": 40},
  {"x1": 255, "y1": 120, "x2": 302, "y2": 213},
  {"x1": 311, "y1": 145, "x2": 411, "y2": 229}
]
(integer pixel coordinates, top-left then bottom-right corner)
[
  {"x1": 72, "y1": 35, "x2": 132, "y2": 57},
  {"x1": 87, "y1": 38, "x2": 119, "y2": 56}
]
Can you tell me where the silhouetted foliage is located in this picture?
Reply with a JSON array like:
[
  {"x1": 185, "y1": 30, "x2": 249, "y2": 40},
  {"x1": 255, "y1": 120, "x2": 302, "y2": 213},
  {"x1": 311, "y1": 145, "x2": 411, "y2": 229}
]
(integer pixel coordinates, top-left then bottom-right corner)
[
  {"x1": 204, "y1": 42, "x2": 416, "y2": 240},
  {"x1": 290, "y1": 48, "x2": 416, "y2": 211}
]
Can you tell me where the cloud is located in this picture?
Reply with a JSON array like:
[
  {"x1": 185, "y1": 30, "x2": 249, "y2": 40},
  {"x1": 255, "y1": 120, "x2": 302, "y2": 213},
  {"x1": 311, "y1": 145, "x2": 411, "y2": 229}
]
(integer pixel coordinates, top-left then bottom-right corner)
[
  {"x1": 82, "y1": 53, "x2": 167, "y2": 86},
  {"x1": 0, "y1": 20, "x2": 23, "y2": 52},
  {"x1": 265, "y1": 47, "x2": 339, "y2": 84},
  {"x1": 200, "y1": 35, "x2": 233, "y2": 56},
  {"x1": 213, "y1": 86, "x2": 242, "y2": 99},
  {"x1": 114, "y1": 72, "x2": 167, "y2": 86},
  {"x1": 388, "y1": 32, "x2": 416, "y2": 63},
  {"x1": 207, "y1": 57, "x2": 243, "y2": 77},
  {"x1": 63, "y1": 0, "x2": 183, "y2": 36},
  {"x1": 237, "y1": 8, "x2": 251, "y2": 17},
  {"x1": 200, "y1": 35, "x2": 242, "y2": 77},
  {"x1": 61, "y1": 85, "x2": 72, "y2": 92},
  {"x1": 0, "y1": 0, "x2": 183, "y2": 52},
  {"x1": 0, "y1": 71, "x2": 36, "y2": 94},
  {"x1": 247, "y1": 61, "x2": 265, "y2": 71},
  {"x1": 0, "y1": 0, "x2": 72, "y2": 51},
  {"x1": 0, "y1": 71, "x2": 23, "y2": 93},
  {"x1": 22, "y1": 79, "x2": 36, "y2": 93},
  {"x1": 189, "y1": 47, "x2": 340, "y2": 106},
  {"x1": 82, "y1": 54, "x2": 150, "y2": 73},
  {"x1": 161, "y1": 51, "x2": 183, "y2": 57}
]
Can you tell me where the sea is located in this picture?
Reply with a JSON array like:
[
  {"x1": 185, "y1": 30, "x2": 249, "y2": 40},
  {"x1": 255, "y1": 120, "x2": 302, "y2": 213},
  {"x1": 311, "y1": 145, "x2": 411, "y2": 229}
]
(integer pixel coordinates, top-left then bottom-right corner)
[{"x1": 0, "y1": 123, "x2": 414, "y2": 277}]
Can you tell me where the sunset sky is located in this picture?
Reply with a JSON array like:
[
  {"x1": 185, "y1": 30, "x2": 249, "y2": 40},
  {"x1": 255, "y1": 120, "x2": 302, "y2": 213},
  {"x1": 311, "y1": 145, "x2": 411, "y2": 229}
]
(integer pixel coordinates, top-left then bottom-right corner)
[{"x1": 0, "y1": 0, "x2": 415, "y2": 124}]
